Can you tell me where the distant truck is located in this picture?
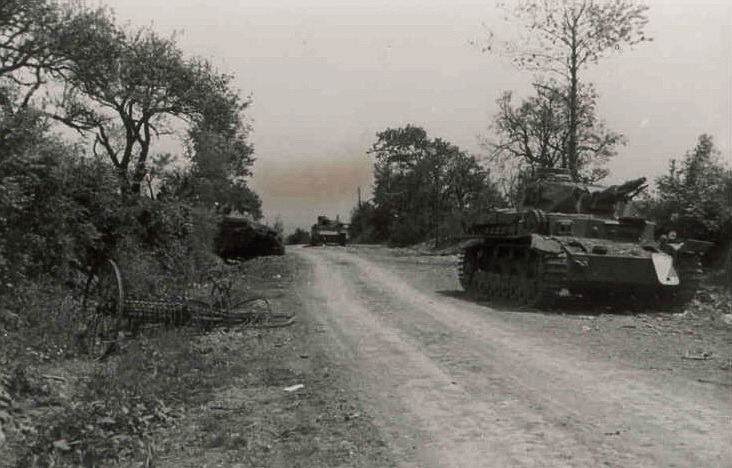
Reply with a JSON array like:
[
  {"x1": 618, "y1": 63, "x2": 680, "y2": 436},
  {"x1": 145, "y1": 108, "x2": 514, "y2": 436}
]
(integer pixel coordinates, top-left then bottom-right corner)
[{"x1": 310, "y1": 216, "x2": 348, "y2": 246}]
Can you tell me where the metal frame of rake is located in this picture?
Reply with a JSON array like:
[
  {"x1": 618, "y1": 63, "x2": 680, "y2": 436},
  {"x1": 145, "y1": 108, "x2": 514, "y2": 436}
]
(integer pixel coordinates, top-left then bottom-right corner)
[{"x1": 78, "y1": 259, "x2": 294, "y2": 360}]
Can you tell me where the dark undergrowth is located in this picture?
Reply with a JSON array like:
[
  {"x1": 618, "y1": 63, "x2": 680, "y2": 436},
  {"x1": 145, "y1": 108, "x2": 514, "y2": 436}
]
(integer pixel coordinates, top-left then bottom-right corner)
[{"x1": 0, "y1": 206, "x2": 244, "y2": 467}]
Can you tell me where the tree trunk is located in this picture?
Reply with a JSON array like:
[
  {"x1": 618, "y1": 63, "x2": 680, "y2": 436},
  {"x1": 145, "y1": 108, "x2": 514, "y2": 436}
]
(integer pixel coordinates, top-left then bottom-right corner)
[
  {"x1": 724, "y1": 242, "x2": 732, "y2": 290},
  {"x1": 568, "y1": 35, "x2": 579, "y2": 180}
]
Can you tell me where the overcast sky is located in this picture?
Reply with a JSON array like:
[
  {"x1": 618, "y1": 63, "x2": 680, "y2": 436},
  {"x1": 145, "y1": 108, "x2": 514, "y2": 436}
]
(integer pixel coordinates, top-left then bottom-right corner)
[{"x1": 101, "y1": 0, "x2": 731, "y2": 232}]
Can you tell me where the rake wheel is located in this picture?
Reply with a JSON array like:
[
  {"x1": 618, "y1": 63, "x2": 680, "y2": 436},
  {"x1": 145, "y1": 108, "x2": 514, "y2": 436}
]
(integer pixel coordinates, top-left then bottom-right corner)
[{"x1": 80, "y1": 259, "x2": 125, "y2": 360}]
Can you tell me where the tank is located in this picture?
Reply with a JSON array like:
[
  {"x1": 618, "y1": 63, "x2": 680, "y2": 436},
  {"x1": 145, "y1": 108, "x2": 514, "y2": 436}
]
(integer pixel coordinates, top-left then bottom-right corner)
[
  {"x1": 215, "y1": 216, "x2": 285, "y2": 260},
  {"x1": 458, "y1": 168, "x2": 711, "y2": 309},
  {"x1": 310, "y1": 216, "x2": 348, "y2": 246}
]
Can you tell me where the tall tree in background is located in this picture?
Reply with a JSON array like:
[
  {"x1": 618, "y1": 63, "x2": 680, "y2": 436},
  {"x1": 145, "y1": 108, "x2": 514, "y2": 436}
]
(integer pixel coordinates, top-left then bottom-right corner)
[
  {"x1": 485, "y1": 0, "x2": 651, "y2": 180},
  {"x1": 47, "y1": 5, "x2": 253, "y2": 194}
]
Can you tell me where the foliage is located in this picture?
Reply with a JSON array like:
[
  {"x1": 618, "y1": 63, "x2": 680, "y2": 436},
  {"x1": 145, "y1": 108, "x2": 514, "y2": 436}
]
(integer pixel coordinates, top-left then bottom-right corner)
[
  {"x1": 348, "y1": 202, "x2": 391, "y2": 244},
  {"x1": 0, "y1": 0, "x2": 62, "y2": 111},
  {"x1": 157, "y1": 166, "x2": 263, "y2": 219},
  {"x1": 366, "y1": 125, "x2": 503, "y2": 246},
  {"x1": 0, "y1": 3, "x2": 265, "y2": 465},
  {"x1": 484, "y1": 0, "x2": 651, "y2": 180},
  {"x1": 14, "y1": 330, "x2": 233, "y2": 467},
  {"x1": 285, "y1": 227, "x2": 311, "y2": 245},
  {"x1": 47, "y1": 4, "x2": 253, "y2": 194},
  {"x1": 0, "y1": 105, "x2": 112, "y2": 288},
  {"x1": 642, "y1": 134, "x2": 732, "y2": 243}
]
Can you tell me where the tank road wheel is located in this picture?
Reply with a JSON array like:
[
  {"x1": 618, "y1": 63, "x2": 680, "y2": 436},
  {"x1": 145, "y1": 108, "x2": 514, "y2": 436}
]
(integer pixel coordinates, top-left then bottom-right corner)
[
  {"x1": 80, "y1": 259, "x2": 125, "y2": 360},
  {"x1": 525, "y1": 255, "x2": 565, "y2": 309},
  {"x1": 458, "y1": 247, "x2": 479, "y2": 291},
  {"x1": 503, "y1": 262, "x2": 521, "y2": 301}
]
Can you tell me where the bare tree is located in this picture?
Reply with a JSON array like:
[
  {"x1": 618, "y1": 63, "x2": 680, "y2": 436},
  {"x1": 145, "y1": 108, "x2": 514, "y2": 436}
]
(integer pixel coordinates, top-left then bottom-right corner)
[
  {"x1": 485, "y1": 0, "x2": 651, "y2": 179},
  {"x1": 488, "y1": 80, "x2": 624, "y2": 188}
]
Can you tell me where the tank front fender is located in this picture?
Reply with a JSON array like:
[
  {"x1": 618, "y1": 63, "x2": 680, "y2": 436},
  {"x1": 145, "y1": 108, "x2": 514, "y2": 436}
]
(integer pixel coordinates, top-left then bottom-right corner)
[{"x1": 651, "y1": 253, "x2": 680, "y2": 286}]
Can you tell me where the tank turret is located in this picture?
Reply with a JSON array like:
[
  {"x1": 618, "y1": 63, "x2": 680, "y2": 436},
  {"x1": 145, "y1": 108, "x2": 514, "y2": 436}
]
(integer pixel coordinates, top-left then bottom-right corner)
[
  {"x1": 521, "y1": 168, "x2": 586, "y2": 213},
  {"x1": 522, "y1": 170, "x2": 647, "y2": 216},
  {"x1": 578, "y1": 177, "x2": 647, "y2": 215}
]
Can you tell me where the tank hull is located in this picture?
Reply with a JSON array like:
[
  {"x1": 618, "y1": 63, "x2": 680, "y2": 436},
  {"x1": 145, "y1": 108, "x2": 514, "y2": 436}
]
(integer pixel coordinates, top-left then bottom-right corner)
[
  {"x1": 311, "y1": 230, "x2": 347, "y2": 246},
  {"x1": 458, "y1": 233, "x2": 703, "y2": 309},
  {"x1": 458, "y1": 171, "x2": 709, "y2": 309},
  {"x1": 310, "y1": 216, "x2": 348, "y2": 246},
  {"x1": 215, "y1": 216, "x2": 285, "y2": 260}
]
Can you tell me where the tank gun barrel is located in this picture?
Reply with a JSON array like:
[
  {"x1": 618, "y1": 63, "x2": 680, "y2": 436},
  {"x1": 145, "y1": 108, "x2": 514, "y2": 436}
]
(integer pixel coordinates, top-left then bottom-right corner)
[
  {"x1": 594, "y1": 177, "x2": 646, "y2": 201},
  {"x1": 614, "y1": 177, "x2": 647, "y2": 199}
]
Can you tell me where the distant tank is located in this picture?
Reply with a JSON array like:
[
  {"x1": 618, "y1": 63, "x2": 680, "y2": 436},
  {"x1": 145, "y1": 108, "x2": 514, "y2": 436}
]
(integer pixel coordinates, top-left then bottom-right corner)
[
  {"x1": 310, "y1": 216, "x2": 348, "y2": 246},
  {"x1": 458, "y1": 168, "x2": 711, "y2": 309},
  {"x1": 215, "y1": 216, "x2": 285, "y2": 260}
]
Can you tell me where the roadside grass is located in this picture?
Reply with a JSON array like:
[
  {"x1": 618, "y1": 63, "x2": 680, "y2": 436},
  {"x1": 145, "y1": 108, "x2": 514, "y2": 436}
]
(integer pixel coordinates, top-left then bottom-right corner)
[
  {"x1": 2, "y1": 249, "x2": 394, "y2": 467},
  {"x1": 0, "y1": 213, "x2": 230, "y2": 466},
  {"x1": 13, "y1": 327, "x2": 248, "y2": 467}
]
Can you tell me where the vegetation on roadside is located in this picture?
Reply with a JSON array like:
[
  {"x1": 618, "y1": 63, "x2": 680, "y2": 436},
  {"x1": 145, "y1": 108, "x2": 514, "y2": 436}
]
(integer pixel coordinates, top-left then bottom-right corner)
[
  {"x1": 0, "y1": 1, "x2": 262, "y2": 465},
  {"x1": 286, "y1": 227, "x2": 312, "y2": 245},
  {"x1": 637, "y1": 135, "x2": 732, "y2": 276}
]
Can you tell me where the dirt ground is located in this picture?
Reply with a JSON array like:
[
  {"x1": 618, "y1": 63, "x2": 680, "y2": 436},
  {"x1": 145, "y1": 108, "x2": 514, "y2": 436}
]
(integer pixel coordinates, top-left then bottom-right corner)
[
  {"x1": 3, "y1": 244, "x2": 730, "y2": 467},
  {"x1": 143, "y1": 254, "x2": 395, "y2": 468}
]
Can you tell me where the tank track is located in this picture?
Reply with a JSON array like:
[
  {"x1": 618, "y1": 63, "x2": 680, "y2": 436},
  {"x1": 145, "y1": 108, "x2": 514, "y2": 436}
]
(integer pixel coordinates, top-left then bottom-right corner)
[
  {"x1": 530, "y1": 256, "x2": 566, "y2": 309},
  {"x1": 458, "y1": 246, "x2": 566, "y2": 309}
]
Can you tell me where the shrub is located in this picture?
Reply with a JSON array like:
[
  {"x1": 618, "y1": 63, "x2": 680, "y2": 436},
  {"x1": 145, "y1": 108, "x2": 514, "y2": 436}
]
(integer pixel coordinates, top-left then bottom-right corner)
[{"x1": 285, "y1": 227, "x2": 311, "y2": 245}]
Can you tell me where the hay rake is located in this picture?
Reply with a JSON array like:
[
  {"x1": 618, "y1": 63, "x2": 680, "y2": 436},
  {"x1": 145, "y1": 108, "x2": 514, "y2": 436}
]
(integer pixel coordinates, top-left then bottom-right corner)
[{"x1": 79, "y1": 259, "x2": 294, "y2": 360}]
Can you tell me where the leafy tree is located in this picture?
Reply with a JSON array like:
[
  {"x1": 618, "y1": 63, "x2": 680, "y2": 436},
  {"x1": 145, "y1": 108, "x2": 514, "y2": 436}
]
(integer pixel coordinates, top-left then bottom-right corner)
[
  {"x1": 47, "y1": 5, "x2": 252, "y2": 194},
  {"x1": 484, "y1": 0, "x2": 651, "y2": 179},
  {"x1": 285, "y1": 227, "x2": 311, "y2": 245},
  {"x1": 157, "y1": 167, "x2": 262, "y2": 220},
  {"x1": 349, "y1": 200, "x2": 396, "y2": 244},
  {"x1": 368, "y1": 125, "x2": 502, "y2": 245},
  {"x1": 0, "y1": 102, "x2": 125, "y2": 287},
  {"x1": 0, "y1": 0, "x2": 62, "y2": 112},
  {"x1": 647, "y1": 134, "x2": 732, "y2": 240},
  {"x1": 183, "y1": 122, "x2": 259, "y2": 216}
]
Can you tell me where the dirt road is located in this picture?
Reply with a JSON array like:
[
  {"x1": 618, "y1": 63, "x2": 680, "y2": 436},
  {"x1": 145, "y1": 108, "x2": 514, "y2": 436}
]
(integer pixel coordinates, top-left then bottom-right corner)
[{"x1": 293, "y1": 245, "x2": 731, "y2": 468}]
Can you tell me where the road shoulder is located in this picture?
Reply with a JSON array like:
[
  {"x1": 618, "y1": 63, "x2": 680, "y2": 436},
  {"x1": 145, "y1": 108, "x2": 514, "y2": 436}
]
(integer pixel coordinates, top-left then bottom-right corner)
[{"x1": 148, "y1": 253, "x2": 394, "y2": 467}]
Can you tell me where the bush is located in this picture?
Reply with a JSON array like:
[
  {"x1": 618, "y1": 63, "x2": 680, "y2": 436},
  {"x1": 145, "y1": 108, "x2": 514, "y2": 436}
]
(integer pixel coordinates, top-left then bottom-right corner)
[
  {"x1": 388, "y1": 214, "x2": 430, "y2": 247},
  {"x1": 285, "y1": 227, "x2": 311, "y2": 245}
]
